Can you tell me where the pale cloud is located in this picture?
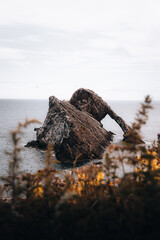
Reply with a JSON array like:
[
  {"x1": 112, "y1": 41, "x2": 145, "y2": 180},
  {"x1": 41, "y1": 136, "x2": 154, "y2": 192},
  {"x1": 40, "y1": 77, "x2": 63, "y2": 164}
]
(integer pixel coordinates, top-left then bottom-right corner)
[
  {"x1": 88, "y1": 38, "x2": 120, "y2": 50},
  {"x1": 21, "y1": 35, "x2": 42, "y2": 43},
  {"x1": 0, "y1": 0, "x2": 160, "y2": 31},
  {"x1": 0, "y1": 0, "x2": 160, "y2": 100},
  {"x1": 0, "y1": 47, "x2": 26, "y2": 60}
]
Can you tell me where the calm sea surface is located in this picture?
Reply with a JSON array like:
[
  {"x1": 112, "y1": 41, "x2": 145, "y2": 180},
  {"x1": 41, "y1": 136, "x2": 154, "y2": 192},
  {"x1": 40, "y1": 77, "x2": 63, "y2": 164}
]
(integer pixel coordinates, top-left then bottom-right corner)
[{"x1": 0, "y1": 99, "x2": 160, "y2": 176}]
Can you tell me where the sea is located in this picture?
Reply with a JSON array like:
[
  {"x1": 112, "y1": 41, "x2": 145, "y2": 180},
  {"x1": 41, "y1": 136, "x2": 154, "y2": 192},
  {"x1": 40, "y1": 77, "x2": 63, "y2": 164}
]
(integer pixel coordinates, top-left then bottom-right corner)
[{"x1": 0, "y1": 99, "x2": 160, "y2": 176}]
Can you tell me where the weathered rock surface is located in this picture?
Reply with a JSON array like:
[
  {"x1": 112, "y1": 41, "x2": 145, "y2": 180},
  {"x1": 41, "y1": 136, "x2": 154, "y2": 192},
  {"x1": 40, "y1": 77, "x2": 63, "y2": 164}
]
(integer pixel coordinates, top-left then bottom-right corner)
[
  {"x1": 25, "y1": 88, "x2": 130, "y2": 162},
  {"x1": 70, "y1": 88, "x2": 130, "y2": 135},
  {"x1": 26, "y1": 95, "x2": 113, "y2": 162}
]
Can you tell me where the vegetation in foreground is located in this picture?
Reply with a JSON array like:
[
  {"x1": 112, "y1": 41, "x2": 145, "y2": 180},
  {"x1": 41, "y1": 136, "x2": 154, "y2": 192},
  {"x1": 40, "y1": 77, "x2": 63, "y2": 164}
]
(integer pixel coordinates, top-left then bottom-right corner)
[{"x1": 0, "y1": 96, "x2": 160, "y2": 240}]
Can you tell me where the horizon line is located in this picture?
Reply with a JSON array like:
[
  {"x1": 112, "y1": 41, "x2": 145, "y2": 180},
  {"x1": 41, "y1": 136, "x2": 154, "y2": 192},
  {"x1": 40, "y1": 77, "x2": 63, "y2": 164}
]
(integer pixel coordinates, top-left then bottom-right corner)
[{"x1": 0, "y1": 98, "x2": 160, "y2": 102}]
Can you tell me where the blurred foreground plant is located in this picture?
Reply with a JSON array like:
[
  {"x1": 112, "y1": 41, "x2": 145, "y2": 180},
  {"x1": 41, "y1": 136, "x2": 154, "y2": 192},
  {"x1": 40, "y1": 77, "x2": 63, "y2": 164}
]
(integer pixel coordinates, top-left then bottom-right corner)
[
  {"x1": 102, "y1": 96, "x2": 157, "y2": 184},
  {"x1": 1, "y1": 119, "x2": 41, "y2": 203},
  {"x1": 0, "y1": 96, "x2": 160, "y2": 240}
]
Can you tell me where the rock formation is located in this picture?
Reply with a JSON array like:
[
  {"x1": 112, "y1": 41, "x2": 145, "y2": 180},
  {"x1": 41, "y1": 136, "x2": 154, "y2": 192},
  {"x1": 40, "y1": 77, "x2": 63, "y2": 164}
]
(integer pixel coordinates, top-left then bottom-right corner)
[
  {"x1": 70, "y1": 88, "x2": 130, "y2": 135},
  {"x1": 25, "y1": 88, "x2": 130, "y2": 162}
]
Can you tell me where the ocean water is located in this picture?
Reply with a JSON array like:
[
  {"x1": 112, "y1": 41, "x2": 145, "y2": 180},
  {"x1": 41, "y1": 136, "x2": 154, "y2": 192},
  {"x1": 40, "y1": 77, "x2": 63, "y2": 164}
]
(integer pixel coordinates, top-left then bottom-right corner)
[{"x1": 0, "y1": 99, "x2": 160, "y2": 176}]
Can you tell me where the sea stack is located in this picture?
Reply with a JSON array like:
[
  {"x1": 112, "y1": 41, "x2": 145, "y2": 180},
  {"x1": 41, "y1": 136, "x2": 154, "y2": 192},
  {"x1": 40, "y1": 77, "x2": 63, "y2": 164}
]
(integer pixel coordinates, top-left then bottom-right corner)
[{"x1": 25, "y1": 88, "x2": 130, "y2": 162}]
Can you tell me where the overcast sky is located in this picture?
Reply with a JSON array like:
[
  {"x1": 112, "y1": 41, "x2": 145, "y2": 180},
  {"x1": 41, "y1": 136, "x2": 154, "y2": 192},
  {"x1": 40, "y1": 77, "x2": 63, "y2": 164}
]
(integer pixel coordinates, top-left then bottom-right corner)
[{"x1": 0, "y1": 0, "x2": 160, "y2": 100}]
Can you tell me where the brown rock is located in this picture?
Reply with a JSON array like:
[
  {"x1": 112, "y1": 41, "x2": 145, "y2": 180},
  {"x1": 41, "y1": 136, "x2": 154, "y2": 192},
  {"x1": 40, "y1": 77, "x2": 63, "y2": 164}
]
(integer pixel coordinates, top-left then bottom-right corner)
[
  {"x1": 70, "y1": 88, "x2": 130, "y2": 135},
  {"x1": 26, "y1": 95, "x2": 113, "y2": 162},
  {"x1": 26, "y1": 88, "x2": 130, "y2": 162}
]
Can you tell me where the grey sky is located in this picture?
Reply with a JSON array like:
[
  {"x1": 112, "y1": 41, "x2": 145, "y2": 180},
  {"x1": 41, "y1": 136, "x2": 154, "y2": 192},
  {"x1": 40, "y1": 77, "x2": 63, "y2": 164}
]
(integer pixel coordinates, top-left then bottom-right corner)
[{"x1": 0, "y1": 0, "x2": 160, "y2": 100}]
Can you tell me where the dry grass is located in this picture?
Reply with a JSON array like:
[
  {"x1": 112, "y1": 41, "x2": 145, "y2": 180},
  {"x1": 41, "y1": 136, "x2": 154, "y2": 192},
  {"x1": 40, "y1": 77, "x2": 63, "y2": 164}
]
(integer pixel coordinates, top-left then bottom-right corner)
[{"x1": 0, "y1": 96, "x2": 160, "y2": 240}]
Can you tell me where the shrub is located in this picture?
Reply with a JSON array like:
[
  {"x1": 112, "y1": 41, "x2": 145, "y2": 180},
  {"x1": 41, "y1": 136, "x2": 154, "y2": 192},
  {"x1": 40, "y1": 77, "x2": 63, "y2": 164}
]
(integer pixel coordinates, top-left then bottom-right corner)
[{"x1": 0, "y1": 96, "x2": 160, "y2": 240}]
